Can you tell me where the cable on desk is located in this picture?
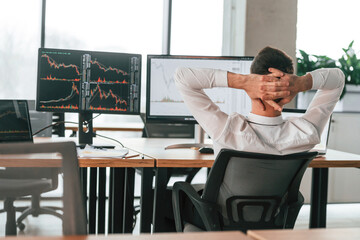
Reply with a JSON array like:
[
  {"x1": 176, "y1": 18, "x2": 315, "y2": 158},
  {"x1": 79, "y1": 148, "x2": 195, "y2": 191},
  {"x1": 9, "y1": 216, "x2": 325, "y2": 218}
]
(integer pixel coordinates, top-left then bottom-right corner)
[
  {"x1": 32, "y1": 121, "x2": 78, "y2": 136},
  {"x1": 94, "y1": 133, "x2": 125, "y2": 148},
  {"x1": 32, "y1": 114, "x2": 102, "y2": 136}
]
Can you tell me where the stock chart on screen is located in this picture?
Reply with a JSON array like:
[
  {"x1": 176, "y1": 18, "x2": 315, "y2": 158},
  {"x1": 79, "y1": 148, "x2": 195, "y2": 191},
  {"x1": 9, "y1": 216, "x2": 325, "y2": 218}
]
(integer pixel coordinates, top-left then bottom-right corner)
[
  {"x1": 37, "y1": 48, "x2": 141, "y2": 114},
  {"x1": 0, "y1": 100, "x2": 33, "y2": 142},
  {"x1": 146, "y1": 55, "x2": 253, "y2": 123}
]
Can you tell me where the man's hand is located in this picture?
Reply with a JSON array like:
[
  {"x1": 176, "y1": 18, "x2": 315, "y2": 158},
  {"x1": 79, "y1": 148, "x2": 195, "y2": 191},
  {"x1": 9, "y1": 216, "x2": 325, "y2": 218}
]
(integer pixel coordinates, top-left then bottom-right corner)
[
  {"x1": 228, "y1": 72, "x2": 290, "y2": 99},
  {"x1": 228, "y1": 71, "x2": 290, "y2": 111},
  {"x1": 268, "y1": 68, "x2": 313, "y2": 107}
]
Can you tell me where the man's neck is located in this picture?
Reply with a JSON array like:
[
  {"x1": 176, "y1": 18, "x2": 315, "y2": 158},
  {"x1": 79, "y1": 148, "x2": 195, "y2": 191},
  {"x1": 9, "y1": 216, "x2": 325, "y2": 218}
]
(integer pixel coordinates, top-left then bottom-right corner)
[
  {"x1": 251, "y1": 109, "x2": 281, "y2": 117},
  {"x1": 251, "y1": 101, "x2": 282, "y2": 117}
]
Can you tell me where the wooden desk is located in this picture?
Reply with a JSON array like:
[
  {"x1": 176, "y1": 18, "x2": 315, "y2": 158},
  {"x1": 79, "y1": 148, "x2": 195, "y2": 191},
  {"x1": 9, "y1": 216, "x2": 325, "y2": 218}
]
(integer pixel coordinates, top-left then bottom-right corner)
[
  {"x1": 124, "y1": 138, "x2": 360, "y2": 168},
  {"x1": 0, "y1": 150, "x2": 154, "y2": 168},
  {"x1": 4, "y1": 137, "x2": 360, "y2": 233},
  {"x1": 123, "y1": 138, "x2": 360, "y2": 231},
  {"x1": 247, "y1": 228, "x2": 360, "y2": 240},
  {"x1": 123, "y1": 138, "x2": 214, "y2": 168},
  {"x1": 0, "y1": 231, "x2": 250, "y2": 240}
]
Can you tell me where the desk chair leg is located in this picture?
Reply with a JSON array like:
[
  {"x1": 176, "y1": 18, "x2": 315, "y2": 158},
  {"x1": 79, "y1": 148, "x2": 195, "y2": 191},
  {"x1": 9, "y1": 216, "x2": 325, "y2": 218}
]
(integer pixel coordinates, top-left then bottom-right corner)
[
  {"x1": 5, "y1": 199, "x2": 17, "y2": 236},
  {"x1": 310, "y1": 168, "x2": 329, "y2": 228},
  {"x1": 123, "y1": 168, "x2": 135, "y2": 233},
  {"x1": 140, "y1": 167, "x2": 153, "y2": 233}
]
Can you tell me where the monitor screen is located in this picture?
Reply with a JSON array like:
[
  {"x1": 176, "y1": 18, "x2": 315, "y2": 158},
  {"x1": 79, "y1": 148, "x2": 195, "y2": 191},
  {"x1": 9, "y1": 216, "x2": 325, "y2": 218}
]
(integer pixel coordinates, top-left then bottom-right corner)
[
  {"x1": 146, "y1": 55, "x2": 254, "y2": 123},
  {"x1": 36, "y1": 48, "x2": 141, "y2": 114},
  {"x1": 0, "y1": 100, "x2": 33, "y2": 143}
]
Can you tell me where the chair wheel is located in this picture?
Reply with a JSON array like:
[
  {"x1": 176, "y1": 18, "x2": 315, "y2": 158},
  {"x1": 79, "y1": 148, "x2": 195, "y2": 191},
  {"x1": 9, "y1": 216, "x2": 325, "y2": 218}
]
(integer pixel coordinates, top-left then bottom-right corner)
[{"x1": 17, "y1": 222, "x2": 25, "y2": 231}]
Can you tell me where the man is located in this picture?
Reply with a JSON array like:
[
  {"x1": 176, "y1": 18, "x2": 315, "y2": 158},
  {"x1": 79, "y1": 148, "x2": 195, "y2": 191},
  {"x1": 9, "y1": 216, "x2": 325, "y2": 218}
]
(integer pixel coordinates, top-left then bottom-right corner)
[
  {"x1": 173, "y1": 46, "x2": 345, "y2": 231},
  {"x1": 175, "y1": 46, "x2": 345, "y2": 156}
]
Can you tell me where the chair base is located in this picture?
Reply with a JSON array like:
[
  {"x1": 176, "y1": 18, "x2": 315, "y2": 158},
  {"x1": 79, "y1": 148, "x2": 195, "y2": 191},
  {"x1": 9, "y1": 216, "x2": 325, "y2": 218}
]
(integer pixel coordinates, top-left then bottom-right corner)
[{"x1": 15, "y1": 195, "x2": 63, "y2": 231}]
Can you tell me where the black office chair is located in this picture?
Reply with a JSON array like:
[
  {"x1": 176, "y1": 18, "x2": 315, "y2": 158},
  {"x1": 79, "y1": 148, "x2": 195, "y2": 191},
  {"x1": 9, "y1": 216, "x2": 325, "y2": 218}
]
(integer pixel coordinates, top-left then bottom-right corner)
[
  {"x1": 0, "y1": 142, "x2": 87, "y2": 236},
  {"x1": 172, "y1": 149, "x2": 318, "y2": 232}
]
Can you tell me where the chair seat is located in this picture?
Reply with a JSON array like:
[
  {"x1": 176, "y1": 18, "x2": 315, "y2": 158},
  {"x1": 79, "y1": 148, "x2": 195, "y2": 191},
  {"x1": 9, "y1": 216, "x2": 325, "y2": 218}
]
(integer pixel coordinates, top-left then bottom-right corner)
[{"x1": 0, "y1": 179, "x2": 52, "y2": 198}]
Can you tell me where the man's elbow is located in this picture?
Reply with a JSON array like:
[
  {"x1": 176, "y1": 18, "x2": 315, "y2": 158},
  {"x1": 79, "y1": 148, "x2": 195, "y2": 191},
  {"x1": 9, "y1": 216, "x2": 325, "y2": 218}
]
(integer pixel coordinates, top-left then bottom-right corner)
[
  {"x1": 174, "y1": 67, "x2": 188, "y2": 84},
  {"x1": 335, "y1": 68, "x2": 345, "y2": 86}
]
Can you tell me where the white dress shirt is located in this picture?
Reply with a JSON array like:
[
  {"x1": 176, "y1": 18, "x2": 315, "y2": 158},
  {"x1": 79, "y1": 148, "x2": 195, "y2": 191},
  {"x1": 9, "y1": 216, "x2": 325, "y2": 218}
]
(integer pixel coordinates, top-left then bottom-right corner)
[{"x1": 174, "y1": 67, "x2": 345, "y2": 156}]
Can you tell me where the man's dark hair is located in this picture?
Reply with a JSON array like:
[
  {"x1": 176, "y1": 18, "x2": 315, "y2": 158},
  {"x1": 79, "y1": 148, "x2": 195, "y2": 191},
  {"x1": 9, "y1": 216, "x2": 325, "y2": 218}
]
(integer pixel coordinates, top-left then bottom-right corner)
[{"x1": 250, "y1": 46, "x2": 294, "y2": 75}]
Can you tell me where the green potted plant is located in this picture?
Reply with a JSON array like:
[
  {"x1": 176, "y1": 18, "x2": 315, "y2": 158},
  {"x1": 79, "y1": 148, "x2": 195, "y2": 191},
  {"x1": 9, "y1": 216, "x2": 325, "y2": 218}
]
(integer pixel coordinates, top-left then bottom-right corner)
[{"x1": 297, "y1": 41, "x2": 360, "y2": 110}]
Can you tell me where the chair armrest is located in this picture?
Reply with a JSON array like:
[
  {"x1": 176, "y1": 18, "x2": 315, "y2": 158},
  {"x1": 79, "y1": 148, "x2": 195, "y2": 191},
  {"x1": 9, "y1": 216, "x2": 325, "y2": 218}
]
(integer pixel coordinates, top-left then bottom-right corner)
[{"x1": 172, "y1": 181, "x2": 221, "y2": 232}]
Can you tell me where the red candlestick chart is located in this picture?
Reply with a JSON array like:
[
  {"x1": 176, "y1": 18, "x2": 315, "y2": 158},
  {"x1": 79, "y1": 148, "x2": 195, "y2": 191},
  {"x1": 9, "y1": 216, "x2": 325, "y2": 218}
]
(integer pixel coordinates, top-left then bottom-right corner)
[{"x1": 37, "y1": 49, "x2": 140, "y2": 113}]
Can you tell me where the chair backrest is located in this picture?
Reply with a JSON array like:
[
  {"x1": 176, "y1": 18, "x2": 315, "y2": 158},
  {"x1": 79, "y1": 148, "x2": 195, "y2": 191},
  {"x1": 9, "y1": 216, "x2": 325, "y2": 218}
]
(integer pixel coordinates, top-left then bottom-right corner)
[
  {"x1": 202, "y1": 149, "x2": 317, "y2": 231},
  {"x1": 0, "y1": 142, "x2": 87, "y2": 235}
]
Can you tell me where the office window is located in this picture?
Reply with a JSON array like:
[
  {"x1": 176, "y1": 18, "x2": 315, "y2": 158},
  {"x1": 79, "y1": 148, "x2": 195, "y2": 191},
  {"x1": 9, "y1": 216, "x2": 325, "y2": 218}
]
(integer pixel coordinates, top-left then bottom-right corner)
[
  {"x1": 45, "y1": 0, "x2": 163, "y2": 88},
  {"x1": 0, "y1": 0, "x2": 41, "y2": 99},
  {"x1": 46, "y1": 0, "x2": 163, "y2": 123},
  {"x1": 45, "y1": 0, "x2": 163, "y2": 54},
  {"x1": 297, "y1": 0, "x2": 360, "y2": 59},
  {"x1": 171, "y1": 0, "x2": 223, "y2": 56}
]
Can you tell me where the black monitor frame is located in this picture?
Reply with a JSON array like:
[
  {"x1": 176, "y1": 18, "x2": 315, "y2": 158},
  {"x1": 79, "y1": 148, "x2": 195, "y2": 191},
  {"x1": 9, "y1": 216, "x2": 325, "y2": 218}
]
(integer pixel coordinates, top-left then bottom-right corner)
[
  {"x1": 36, "y1": 48, "x2": 141, "y2": 115},
  {"x1": 145, "y1": 55, "x2": 254, "y2": 124},
  {"x1": 36, "y1": 48, "x2": 141, "y2": 144},
  {"x1": 0, "y1": 99, "x2": 33, "y2": 143}
]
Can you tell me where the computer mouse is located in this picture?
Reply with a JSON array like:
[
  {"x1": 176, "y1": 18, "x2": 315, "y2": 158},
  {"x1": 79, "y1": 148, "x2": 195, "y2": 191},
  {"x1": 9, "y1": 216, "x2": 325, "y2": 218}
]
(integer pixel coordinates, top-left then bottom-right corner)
[{"x1": 199, "y1": 147, "x2": 214, "y2": 154}]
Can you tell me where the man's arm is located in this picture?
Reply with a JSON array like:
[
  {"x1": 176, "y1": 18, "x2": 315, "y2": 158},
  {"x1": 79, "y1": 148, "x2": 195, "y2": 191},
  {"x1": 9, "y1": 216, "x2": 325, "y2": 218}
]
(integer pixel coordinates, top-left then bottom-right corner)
[
  {"x1": 270, "y1": 68, "x2": 345, "y2": 135},
  {"x1": 303, "y1": 68, "x2": 345, "y2": 134},
  {"x1": 174, "y1": 67, "x2": 290, "y2": 140}
]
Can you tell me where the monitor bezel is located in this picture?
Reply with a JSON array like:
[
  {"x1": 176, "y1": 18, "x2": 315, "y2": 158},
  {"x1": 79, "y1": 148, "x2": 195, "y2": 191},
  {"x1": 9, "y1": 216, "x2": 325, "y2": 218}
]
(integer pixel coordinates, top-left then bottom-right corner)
[
  {"x1": 36, "y1": 48, "x2": 142, "y2": 115},
  {"x1": 0, "y1": 99, "x2": 33, "y2": 143},
  {"x1": 145, "y1": 55, "x2": 254, "y2": 124}
]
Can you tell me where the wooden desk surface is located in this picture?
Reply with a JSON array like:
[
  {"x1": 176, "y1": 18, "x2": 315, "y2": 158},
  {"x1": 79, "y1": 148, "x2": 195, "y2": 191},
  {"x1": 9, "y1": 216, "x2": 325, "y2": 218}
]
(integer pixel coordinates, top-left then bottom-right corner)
[
  {"x1": 309, "y1": 149, "x2": 360, "y2": 168},
  {"x1": 122, "y1": 138, "x2": 360, "y2": 168},
  {"x1": 123, "y1": 138, "x2": 215, "y2": 168},
  {"x1": 0, "y1": 138, "x2": 154, "y2": 168},
  {"x1": 0, "y1": 231, "x2": 250, "y2": 240},
  {"x1": 2, "y1": 137, "x2": 360, "y2": 169},
  {"x1": 247, "y1": 228, "x2": 360, "y2": 240}
]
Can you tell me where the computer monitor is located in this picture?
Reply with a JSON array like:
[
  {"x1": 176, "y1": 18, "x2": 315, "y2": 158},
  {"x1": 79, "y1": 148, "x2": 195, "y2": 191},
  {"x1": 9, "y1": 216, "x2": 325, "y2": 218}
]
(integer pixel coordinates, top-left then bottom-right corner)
[
  {"x1": 0, "y1": 100, "x2": 33, "y2": 143},
  {"x1": 36, "y1": 48, "x2": 141, "y2": 144},
  {"x1": 146, "y1": 55, "x2": 254, "y2": 124},
  {"x1": 146, "y1": 55, "x2": 253, "y2": 149}
]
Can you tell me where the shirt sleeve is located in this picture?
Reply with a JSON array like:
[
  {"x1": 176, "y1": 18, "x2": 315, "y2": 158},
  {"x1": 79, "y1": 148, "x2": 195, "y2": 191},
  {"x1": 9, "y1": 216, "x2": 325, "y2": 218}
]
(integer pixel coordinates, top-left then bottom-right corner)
[
  {"x1": 174, "y1": 67, "x2": 229, "y2": 140},
  {"x1": 302, "y1": 68, "x2": 345, "y2": 135}
]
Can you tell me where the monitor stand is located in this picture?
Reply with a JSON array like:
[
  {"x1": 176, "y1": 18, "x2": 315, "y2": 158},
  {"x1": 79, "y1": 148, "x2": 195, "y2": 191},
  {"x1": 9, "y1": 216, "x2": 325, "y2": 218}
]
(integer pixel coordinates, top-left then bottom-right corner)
[
  {"x1": 78, "y1": 112, "x2": 94, "y2": 145},
  {"x1": 164, "y1": 125, "x2": 213, "y2": 150},
  {"x1": 77, "y1": 112, "x2": 115, "y2": 149}
]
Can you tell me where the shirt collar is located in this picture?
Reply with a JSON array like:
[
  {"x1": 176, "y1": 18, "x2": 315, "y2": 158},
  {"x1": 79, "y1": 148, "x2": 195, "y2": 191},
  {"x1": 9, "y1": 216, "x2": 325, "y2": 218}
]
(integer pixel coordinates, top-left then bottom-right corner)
[{"x1": 247, "y1": 113, "x2": 284, "y2": 126}]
